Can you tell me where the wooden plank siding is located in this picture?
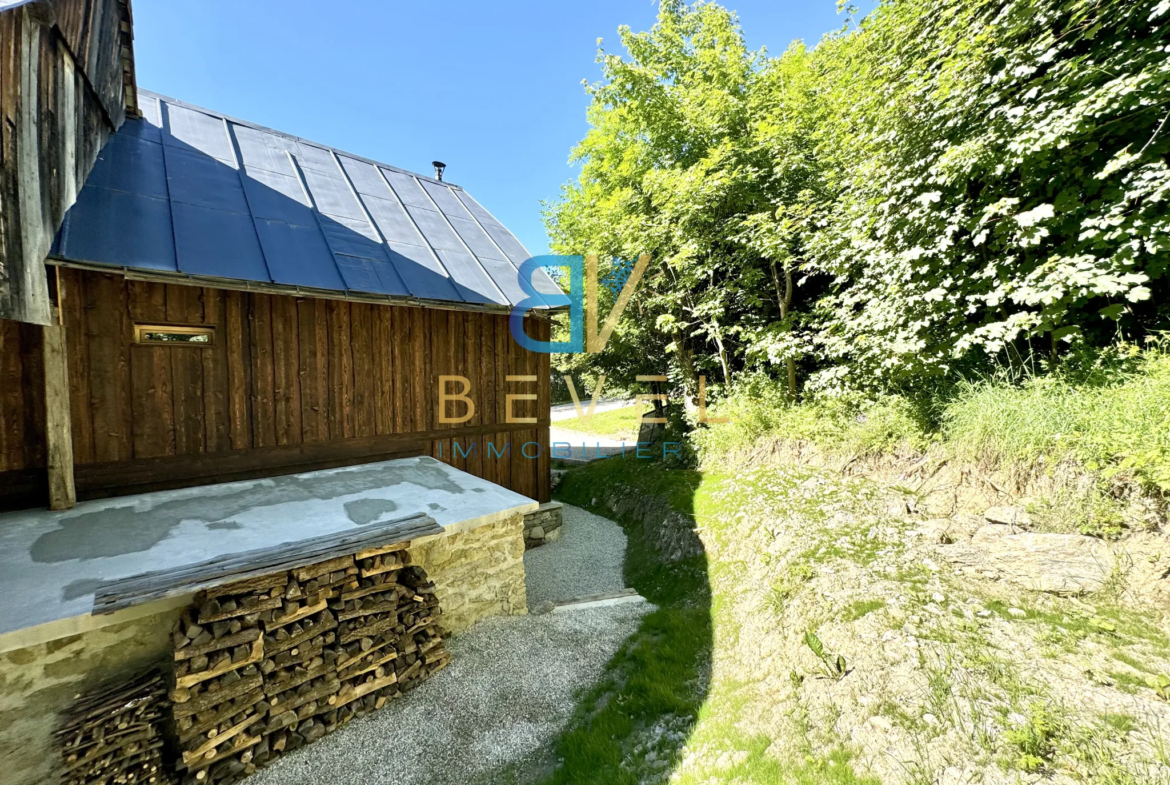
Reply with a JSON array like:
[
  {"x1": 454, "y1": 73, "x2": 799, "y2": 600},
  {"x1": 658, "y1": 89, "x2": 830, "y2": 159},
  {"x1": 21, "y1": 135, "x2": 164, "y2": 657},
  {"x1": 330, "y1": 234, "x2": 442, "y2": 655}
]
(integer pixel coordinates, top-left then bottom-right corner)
[
  {"x1": 0, "y1": 0, "x2": 135, "y2": 324},
  {"x1": 0, "y1": 268, "x2": 552, "y2": 507}
]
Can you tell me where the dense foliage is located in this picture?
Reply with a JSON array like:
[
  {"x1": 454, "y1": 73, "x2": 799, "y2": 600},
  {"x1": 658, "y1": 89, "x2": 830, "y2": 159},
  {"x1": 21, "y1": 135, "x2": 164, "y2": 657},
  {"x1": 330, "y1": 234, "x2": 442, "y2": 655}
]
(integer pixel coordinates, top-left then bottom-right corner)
[{"x1": 544, "y1": 0, "x2": 1170, "y2": 397}]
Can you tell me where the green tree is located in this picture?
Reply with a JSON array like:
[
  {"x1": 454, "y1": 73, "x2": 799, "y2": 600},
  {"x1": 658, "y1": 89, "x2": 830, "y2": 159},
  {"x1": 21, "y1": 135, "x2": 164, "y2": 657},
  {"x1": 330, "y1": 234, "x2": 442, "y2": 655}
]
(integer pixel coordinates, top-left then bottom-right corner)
[
  {"x1": 805, "y1": 0, "x2": 1170, "y2": 390},
  {"x1": 544, "y1": 0, "x2": 829, "y2": 401}
]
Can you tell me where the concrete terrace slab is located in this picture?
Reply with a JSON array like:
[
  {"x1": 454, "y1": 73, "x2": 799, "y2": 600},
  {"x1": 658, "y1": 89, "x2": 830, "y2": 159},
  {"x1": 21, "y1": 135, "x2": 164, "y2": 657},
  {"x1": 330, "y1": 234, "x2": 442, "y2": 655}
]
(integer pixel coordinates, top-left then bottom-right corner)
[{"x1": 0, "y1": 456, "x2": 536, "y2": 644}]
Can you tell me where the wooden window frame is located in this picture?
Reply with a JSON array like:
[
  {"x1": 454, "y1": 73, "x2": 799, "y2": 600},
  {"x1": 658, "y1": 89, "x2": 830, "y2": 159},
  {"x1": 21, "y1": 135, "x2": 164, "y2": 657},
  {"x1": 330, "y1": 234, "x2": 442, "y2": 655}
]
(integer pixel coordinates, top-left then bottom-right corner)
[{"x1": 133, "y1": 322, "x2": 216, "y2": 347}]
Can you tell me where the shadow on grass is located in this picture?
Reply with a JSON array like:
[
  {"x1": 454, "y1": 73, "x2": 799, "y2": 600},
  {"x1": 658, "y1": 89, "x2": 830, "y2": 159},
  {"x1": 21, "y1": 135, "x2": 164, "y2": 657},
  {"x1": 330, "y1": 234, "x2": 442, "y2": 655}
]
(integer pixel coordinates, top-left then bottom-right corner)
[{"x1": 537, "y1": 455, "x2": 712, "y2": 785}]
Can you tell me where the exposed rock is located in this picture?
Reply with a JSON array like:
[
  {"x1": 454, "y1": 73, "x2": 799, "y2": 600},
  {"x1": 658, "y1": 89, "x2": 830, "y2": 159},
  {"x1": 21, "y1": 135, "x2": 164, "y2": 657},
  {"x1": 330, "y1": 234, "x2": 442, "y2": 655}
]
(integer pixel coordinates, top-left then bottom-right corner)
[
  {"x1": 983, "y1": 506, "x2": 1032, "y2": 528},
  {"x1": 600, "y1": 485, "x2": 703, "y2": 562},
  {"x1": 943, "y1": 526, "x2": 1114, "y2": 595},
  {"x1": 914, "y1": 516, "x2": 981, "y2": 544},
  {"x1": 523, "y1": 502, "x2": 565, "y2": 550}
]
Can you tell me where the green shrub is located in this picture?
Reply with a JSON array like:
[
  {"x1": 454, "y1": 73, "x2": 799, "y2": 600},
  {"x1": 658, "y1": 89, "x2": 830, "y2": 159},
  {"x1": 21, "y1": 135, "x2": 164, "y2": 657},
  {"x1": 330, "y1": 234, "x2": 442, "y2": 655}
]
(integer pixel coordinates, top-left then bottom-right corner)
[
  {"x1": 692, "y1": 376, "x2": 932, "y2": 464},
  {"x1": 1002, "y1": 701, "x2": 1063, "y2": 773}
]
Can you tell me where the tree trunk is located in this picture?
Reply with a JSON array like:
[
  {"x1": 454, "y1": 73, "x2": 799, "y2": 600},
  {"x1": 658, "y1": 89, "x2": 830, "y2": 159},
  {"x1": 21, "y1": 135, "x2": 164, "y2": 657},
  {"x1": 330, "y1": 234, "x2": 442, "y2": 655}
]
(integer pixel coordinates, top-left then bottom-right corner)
[
  {"x1": 673, "y1": 330, "x2": 699, "y2": 407},
  {"x1": 636, "y1": 377, "x2": 669, "y2": 446},
  {"x1": 770, "y1": 261, "x2": 798, "y2": 400}
]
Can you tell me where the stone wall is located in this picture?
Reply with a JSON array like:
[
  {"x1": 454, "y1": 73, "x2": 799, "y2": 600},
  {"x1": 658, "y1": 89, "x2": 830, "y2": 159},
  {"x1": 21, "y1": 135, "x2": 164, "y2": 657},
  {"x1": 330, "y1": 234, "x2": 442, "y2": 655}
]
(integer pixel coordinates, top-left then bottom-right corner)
[
  {"x1": 410, "y1": 512, "x2": 528, "y2": 634},
  {"x1": 523, "y1": 502, "x2": 565, "y2": 549},
  {"x1": 0, "y1": 608, "x2": 182, "y2": 785}
]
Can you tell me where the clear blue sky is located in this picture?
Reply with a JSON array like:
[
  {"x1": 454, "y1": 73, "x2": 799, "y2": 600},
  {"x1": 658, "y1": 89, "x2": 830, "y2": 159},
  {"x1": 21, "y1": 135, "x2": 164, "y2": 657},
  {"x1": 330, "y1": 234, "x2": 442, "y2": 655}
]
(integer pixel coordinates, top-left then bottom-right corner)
[{"x1": 133, "y1": 1, "x2": 865, "y2": 256}]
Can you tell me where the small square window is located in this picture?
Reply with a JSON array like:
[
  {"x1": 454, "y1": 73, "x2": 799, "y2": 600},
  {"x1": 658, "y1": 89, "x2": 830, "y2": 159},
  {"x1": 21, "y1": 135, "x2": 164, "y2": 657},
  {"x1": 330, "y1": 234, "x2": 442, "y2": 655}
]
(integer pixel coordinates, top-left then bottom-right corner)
[{"x1": 133, "y1": 323, "x2": 216, "y2": 347}]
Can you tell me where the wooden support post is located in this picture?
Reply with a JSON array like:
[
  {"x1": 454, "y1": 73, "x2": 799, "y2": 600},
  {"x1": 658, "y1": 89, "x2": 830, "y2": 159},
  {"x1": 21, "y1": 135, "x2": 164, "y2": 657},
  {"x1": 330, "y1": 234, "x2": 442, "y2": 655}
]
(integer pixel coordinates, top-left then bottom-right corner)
[{"x1": 43, "y1": 286, "x2": 76, "y2": 510}]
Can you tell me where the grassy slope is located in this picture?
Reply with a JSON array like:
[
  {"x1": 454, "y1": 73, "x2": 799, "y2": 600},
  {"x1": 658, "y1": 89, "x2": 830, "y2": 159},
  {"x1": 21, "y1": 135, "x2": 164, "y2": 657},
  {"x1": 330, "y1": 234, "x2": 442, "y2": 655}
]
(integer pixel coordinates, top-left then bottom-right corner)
[
  {"x1": 694, "y1": 347, "x2": 1170, "y2": 496},
  {"x1": 539, "y1": 456, "x2": 1170, "y2": 785},
  {"x1": 544, "y1": 458, "x2": 882, "y2": 785},
  {"x1": 553, "y1": 405, "x2": 644, "y2": 440}
]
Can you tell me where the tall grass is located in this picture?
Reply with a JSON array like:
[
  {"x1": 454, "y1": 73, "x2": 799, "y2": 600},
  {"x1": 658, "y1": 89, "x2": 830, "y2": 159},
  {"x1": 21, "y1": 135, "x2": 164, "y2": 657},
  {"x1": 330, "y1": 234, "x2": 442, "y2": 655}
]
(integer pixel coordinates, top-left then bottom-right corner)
[
  {"x1": 694, "y1": 346, "x2": 1170, "y2": 493},
  {"x1": 944, "y1": 348, "x2": 1170, "y2": 491}
]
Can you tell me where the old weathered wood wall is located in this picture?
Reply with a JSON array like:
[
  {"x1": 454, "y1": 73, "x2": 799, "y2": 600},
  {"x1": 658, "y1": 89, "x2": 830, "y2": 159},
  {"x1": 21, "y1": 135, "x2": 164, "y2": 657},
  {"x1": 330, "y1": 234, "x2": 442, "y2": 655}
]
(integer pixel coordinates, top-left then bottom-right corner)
[
  {"x1": 0, "y1": 0, "x2": 135, "y2": 324},
  {"x1": 0, "y1": 268, "x2": 552, "y2": 507}
]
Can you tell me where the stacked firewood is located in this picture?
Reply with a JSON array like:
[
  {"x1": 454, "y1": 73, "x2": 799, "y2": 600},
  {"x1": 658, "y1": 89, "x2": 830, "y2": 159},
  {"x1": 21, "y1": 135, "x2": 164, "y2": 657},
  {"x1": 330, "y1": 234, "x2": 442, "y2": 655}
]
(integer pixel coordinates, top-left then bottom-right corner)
[
  {"x1": 258, "y1": 559, "x2": 346, "y2": 756},
  {"x1": 330, "y1": 544, "x2": 450, "y2": 719},
  {"x1": 57, "y1": 671, "x2": 170, "y2": 785},
  {"x1": 170, "y1": 576, "x2": 279, "y2": 783},
  {"x1": 159, "y1": 546, "x2": 448, "y2": 784}
]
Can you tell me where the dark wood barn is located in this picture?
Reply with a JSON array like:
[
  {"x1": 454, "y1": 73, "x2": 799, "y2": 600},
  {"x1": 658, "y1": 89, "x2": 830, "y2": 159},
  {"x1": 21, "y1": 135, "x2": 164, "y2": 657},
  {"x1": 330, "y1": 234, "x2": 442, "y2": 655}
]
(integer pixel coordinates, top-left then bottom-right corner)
[{"x1": 0, "y1": 88, "x2": 559, "y2": 511}]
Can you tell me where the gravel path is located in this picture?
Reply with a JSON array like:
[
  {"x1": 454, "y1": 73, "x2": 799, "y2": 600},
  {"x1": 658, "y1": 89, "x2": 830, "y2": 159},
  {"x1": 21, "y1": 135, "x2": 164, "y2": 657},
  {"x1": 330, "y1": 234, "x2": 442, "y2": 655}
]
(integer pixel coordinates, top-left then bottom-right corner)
[
  {"x1": 524, "y1": 504, "x2": 628, "y2": 608},
  {"x1": 247, "y1": 504, "x2": 644, "y2": 785}
]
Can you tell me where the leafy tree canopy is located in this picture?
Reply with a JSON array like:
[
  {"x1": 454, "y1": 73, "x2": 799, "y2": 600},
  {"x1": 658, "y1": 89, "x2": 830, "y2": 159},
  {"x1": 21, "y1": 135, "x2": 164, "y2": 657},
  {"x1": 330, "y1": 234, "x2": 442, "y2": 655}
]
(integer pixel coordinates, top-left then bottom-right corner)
[{"x1": 544, "y1": 0, "x2": 1170, "y2": 399}]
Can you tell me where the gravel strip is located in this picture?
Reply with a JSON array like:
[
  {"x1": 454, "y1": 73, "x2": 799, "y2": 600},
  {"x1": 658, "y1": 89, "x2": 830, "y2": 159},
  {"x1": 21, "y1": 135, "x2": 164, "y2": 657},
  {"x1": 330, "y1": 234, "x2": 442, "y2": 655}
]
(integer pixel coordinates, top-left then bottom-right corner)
[
  {"x1": 246, "y1": 604, "x2": 649, "y2": 785},
  {"x1": 524, "y1": 503, "x2": 628, "y2": 608}
]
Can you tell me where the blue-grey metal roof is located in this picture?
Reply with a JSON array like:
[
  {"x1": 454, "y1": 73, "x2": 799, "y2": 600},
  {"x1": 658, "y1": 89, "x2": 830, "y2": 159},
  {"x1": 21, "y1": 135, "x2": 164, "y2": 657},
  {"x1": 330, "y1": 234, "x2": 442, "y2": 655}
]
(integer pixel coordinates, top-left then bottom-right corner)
[{"x1": 52, "y1": 90, "x2": 563, "y2": 311}]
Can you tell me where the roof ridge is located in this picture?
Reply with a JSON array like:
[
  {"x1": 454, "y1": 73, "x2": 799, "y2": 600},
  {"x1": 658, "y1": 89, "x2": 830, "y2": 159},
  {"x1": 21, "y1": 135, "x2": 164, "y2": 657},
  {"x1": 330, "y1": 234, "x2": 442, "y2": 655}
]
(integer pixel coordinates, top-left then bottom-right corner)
[{"x1": 136, "y1": 88, "x2": 461, "y2": 190}]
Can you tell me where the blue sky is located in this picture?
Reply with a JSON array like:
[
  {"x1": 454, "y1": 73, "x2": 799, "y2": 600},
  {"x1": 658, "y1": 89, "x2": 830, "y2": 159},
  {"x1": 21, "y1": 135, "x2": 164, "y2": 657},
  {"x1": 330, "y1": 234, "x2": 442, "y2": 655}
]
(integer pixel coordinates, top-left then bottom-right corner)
[{"x1": 134, "y1": 1, "x2": 865, "y2": 256}]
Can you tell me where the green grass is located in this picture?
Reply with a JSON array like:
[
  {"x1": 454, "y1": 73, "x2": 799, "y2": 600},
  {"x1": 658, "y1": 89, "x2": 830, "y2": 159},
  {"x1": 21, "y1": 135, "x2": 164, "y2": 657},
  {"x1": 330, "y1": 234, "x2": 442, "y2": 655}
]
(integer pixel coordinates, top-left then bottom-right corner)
[
  {"x1": 542, "y1": 457, "x2": 711, "y2": 785},
  {"x1": 693, "y1": 344, "x2": 1170, "y2": 495},
  {"x1": 692, "y1": 380, "x2": 932, "y2": 463},
  {"x1": 979, "y1": 598, "x2": 1170, "y2": 652},
  {"x1": 1102, "y1": 712, "x2": 1137, "y2": 734},
  {"x1": 942, "y1": 347, "x2": 1170, "y2": 492},
  {"x1": 538, "y1": 456, "x2": 880, "y2": 785},
  {"x1": 553, "y1": 405, "x2": 644, "y2": 439},
  {"x1": 841, "y1": 599, "x2": 886, "y2": 622}
]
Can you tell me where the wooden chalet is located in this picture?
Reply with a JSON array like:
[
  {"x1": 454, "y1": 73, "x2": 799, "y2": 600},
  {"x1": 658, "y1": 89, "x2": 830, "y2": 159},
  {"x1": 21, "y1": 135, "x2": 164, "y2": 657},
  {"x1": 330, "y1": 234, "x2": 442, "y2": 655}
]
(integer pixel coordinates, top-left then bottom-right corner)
[
  {"x1": 0, "y1": 5, "x2": 563, "y2": 783},
  {"x1": 2, "y1": 87, "x2": 561, "y2": 513}
]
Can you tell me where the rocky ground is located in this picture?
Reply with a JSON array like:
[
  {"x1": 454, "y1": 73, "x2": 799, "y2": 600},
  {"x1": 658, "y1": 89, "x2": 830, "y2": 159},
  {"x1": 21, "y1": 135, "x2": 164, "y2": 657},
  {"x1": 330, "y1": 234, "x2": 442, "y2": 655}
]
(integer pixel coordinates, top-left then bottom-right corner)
[{"x1": 652, "y1": 465, "x2": 1170, "y2": 784}]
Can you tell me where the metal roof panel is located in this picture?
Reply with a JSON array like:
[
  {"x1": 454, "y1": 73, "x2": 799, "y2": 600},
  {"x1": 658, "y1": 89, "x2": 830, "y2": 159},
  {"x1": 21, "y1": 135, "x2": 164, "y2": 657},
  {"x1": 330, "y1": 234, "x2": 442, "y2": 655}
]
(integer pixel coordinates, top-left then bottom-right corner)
[
  {"x1": 253, "y1": 219, "x2": 346, "y2": 290},
  {"x1": 454, "y1": 190, "x2": 504, "y2": 228},
  {"x1": 162, "y1": 102, "x2": 235, "y2": 163},
  {"x1": 420, "y1": 181, "x2": 470, "y2": 216},
  {"x1": 362, "y1": 195, "x2": 425, "y2": 247},
  {"x1": 232, "y1": 124, "x2": 297, "y2": 176},
  {"x1": 164, "y1": 146, "x2": 250, "y2": 213},
  {"x1": 337, "y1": 155, "x2": 390, "y2": 198},
  {"x1": 385, "y1": 242, "x2": 461, "y2": 302},
  {"x1": 299, "y1": 167, "x2": 366, "y2": 220},
  {"x1": 294, "y1": 142, "x2": 340, "y2": 174},
  {"x1": 172, "y1": 202, "x2": 271, "y2": 281},
  {"x1": 83, "y1": 134, "x2": 168, "y2": 199},
  {"x1": 60, "y1": 187, "x2": 177, "y2": 272},
  {"x1": 241, "y1": 167, "x2": 316, "y2": 224},
  {"x1": 53, "y1": 90, "x2": 560, "y2": 312},
  {"x1": 435, "y1": 249, "x2": 507, "y2": 305},
  {"x1": 406, "y1": 205, "x2": 465, "y2": 252},
  {"x1": 447, "y1": 215, "x2": 509, "y2": 262},
  {"x1": 381, "y1": 170, "x2": 434, "y2": 210},
  {"x1": 319, "y1": 214, "x2": 392, "y2": 262}
]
